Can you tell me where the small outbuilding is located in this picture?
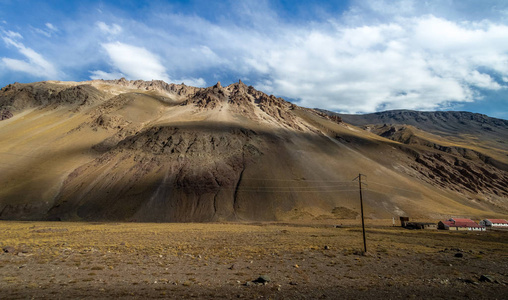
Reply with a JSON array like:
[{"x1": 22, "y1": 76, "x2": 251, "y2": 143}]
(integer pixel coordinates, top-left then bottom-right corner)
[
  {"x1": 405, "y1": 222, "x2": 437, "y2": 230},
  {"x1": 399, "y1": 216, "x2": 437, "y2": 230},
  {"x1": 479, "y1": 219, "x2": 508, "y2": 228},
  {"x1": 438, "y1": 218, "x2": 485, "y2": 231},
  {"x1": 399, "y1": 217, "x2": 410, "y2": 227}
]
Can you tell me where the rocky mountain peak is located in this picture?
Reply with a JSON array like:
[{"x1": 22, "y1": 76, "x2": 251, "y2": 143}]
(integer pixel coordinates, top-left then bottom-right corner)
[
  {"x1": 90, "y1": 78, "x2": 200, "y2": 99},
  {"x1": 0, "y1": 81, "x2": 104, "y2": 113}
]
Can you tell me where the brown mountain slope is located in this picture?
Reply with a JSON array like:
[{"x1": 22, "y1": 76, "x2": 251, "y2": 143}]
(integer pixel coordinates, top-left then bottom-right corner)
[
  {"x1": 336, "y1": 109, "x2": 508, "y2": 164},
  {"x1": 0, "y1": 80, "x2": 507, "y2": 222}
]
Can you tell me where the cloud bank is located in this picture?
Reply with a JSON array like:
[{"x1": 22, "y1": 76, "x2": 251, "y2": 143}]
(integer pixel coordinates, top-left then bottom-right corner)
[
  {"x1": 1, "y1": 32, "x2": 59, "y2": 79},
  {"x1": 0, "y1": 0, "x2": 507, "y2": 114},
  {"x1": 249, "y1": 16, "x2": 508, "y2": 113}
]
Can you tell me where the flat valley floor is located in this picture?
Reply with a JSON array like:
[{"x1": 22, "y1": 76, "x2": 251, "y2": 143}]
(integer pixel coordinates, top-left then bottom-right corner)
[{"x1": 0, "y1": 221, "x2": 506, "y2": 299}]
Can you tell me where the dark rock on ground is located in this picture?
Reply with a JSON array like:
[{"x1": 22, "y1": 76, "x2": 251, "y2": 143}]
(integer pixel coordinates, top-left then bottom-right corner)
[
  {"x1": 3, "y1": 246, "x2": 16, "y2": 253},
  {"x1": 479, "y1": 275, "x2": 497, "y2": 283},
  {"x1": 253, "y1": 275, "x2": 271, "y2": 285}
]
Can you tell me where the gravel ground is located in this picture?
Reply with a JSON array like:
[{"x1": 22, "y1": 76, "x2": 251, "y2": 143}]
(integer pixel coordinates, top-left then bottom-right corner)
[{"x1": 0, "y1": 221, "x2": 507, "y2": 299}]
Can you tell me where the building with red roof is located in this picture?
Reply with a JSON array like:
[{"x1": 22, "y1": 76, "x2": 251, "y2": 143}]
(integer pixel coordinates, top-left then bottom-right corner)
[
  {"x1": 438, "y1": 218, "x2": 485, "y2": 231},
  {"x1": 480, "y1": 219, "x2": 508, "y2": 228}
]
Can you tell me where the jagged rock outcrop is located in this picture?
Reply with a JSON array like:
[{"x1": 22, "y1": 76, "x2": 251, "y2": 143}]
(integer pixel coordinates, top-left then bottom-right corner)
[
  {"x1": 1, "y1": 109, "x2": 13, "y2": 120},
  {"x1": 181, "y1": 82, "x2": 227, "y2": 109},
  {"x1": 93, "y1": 78, "x2": 199, "y2": 98},
  {"x1": 0, "y1": 82, "x2": 105, "y2": 112}
]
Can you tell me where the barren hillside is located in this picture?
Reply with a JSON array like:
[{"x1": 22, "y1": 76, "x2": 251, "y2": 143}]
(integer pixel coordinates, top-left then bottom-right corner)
[{"x1": 0, "y1": 80, "x2": 506, "y2": 221}]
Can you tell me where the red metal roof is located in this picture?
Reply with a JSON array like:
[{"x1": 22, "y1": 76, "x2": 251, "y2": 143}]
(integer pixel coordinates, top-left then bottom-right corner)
[
  {"x1": 443, "y1": 219, "x2": 483, "y2": 228},
  {"x1": 487, "y1": 219, "x2": 508, "y2": 224},
  {"x1": 441, "y1": 221, "x2": 454, "y2": 227},
  {"x1": 450, "y1": 218, "x2": 475, "y2": 223},
  {"x1": 454, "y1": 222, "x2": 482, "y2": 228}
]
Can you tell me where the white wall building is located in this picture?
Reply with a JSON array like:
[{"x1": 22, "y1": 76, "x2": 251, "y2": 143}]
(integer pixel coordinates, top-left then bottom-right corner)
[{"x1": 480, "y1": 219, "x2": 508, "y2": 228}]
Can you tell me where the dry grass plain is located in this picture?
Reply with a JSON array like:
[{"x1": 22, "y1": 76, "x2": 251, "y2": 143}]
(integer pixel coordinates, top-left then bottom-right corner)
[{"x1": 0, "y1": 221, "x2": 507, "y2": 299}]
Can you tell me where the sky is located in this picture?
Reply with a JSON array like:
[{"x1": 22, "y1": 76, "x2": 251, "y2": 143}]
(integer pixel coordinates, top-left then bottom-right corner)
[{"x1": 1, "y1": 0, "x2": 508, "y2": 119}]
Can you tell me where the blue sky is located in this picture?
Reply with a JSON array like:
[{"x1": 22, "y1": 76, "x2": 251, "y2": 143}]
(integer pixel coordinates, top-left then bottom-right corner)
[{"x1": 1, "y1": 0, "x2": 508, "y2": 119}]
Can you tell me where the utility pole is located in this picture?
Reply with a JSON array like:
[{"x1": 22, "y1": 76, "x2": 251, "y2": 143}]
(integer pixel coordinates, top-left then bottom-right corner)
[{"x1": 353, "y1": 173, "x2": 367, "y2": 253}]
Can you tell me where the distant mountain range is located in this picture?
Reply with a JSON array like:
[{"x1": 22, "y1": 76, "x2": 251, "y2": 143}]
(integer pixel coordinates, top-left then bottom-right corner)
[
  {"x1": 334, "y1": 109, "x2": 508, "y2": 136},
  {"x1": 0, "y1": 79, "x2": 506, "y2": 222}
]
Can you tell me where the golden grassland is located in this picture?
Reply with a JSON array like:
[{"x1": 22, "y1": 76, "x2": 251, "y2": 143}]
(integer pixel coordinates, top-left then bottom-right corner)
[
  {"x1": 0, "y1": 220, "x2": 507, "y2": 299},
  {"x1": 1, "y1": 220, "x2": 506, "y2": 259}
]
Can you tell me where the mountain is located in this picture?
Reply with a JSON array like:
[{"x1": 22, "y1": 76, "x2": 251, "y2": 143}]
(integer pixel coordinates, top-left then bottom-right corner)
[
  {"x1": 0, "y1": 80, "x2": 507, "y2": 222},
  {"x1": 337, "y1": 110, "x2": 508, "y2": 148},
  {"x1": 334, "y1": 110, "x2": 508, "y2": 171}
]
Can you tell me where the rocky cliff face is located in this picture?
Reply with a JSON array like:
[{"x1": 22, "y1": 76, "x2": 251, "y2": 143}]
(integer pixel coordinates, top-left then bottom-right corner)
[{"x1": 0, "y1": 80, "x2": 507, "y2": 222}]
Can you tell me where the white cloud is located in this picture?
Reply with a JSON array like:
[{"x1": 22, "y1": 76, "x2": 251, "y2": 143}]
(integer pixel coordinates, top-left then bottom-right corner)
[
  {"x1": 92, "y1": 41, "x2": 205, "y2": 86},
  {"x1": 45, "y1": 23, "x2": 58, "y2": 31},
  {"x1": 464, "y1": 70, "x2": 502, "y2": 90},
  {"x1": 3, "y1": 30, "x2": 22, "y2": 39},
  {"x1": 34, "y1": 28, "x2": 51, "y2": 37},
  {"x1": 173, "y1": 77, "x2": 206, "y2": 87},
  {"x1": 34, "y1": 23, "x2": 58, "y2": 37},
  {"x1": 100, "y1": 42, "x2": 170, "y2": 82},
  {"x1": 1, "y1": 35, "x2": 58, "y2": 78},
  {"x1": 96, "y1": 22, "x2": 122, "y2": 35},
  {"x1": 100, "y1": 7, "x2": 504, "y2": 113},
  {"x1": 113, "y1": 5, "x2": 506, "y2": 113},
  {"x1": 234, "y1": 15, "x2": 508, "y2": 113},
  {"x1": 89, "y1": 70, "x2": 124, "y2": 80}
]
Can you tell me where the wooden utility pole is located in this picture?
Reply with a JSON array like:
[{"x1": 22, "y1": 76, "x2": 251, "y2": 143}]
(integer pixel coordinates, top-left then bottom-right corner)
[{"x1": 353, "y1": 173, "x2": 367, "y2": 253}]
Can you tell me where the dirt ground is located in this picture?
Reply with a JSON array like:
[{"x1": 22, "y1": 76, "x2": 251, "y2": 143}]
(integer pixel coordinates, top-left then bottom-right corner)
[{"x1": 0, "y1": 221, "x2": 507, "y2": 299}]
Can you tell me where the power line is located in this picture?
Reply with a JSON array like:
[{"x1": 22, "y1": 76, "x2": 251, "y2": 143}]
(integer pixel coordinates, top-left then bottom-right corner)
[
  {"x1": 0, "y1": 161, "x2": 359, "y2": 190},
  {"x1": 214, "y1": 188, "x2": 360, "y2": 193},
  {"x1": 0, "y1": 152, "x2": 50, "y2": 159},
  {"x1": 241, "y1": 177, "x2": 358, "y2": 183},
  {"x1": 205, "y1": 182, "x2": 356, "y2": 188},
  {"x1": 0, "y1": 183, "x2": 361, "y2": 194},
  {"x1": 368, "y1": 181, "x2": 421, "y2": 194},
  {"x1": 0, "y1": 162, "x2": 74, "y2": 177}
]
